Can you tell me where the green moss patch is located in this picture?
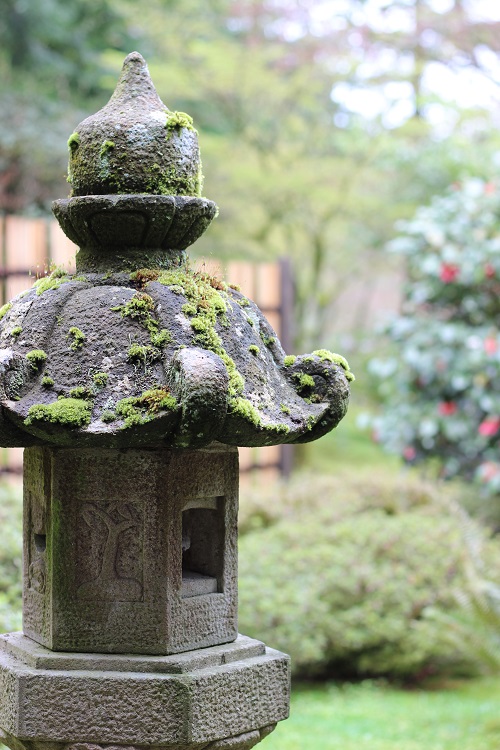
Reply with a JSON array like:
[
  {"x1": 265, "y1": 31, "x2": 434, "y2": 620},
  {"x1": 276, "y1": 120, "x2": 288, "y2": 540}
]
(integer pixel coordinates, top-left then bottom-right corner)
[
  {"x1": 26, "y1": 349, "x2": 47, "y2": 369},
  {"x1": 92, "y1": 372, "x2": 109, "y2": 387},
  {"x1": 283, "y1": 355, "x2": 296, "y2": 367},
  {"x1": 165, "y1": 111, "x2": 196, "y2": 136},
  {"x1": 67, "y1": 327, "x2": 86, "y2": 351},
  {"x1": 33, "y1": 267, "x2": 72, "y2": 296},
  {"x1": 116, "y1": 386, "x2": 177, "y2": 429},
  {"x1": 112, "y1": 292, "x2": 171, "y2": 352},
  {"x1": 312, "y1": 349, "x2": 355, "y2": 381},
  {"x1": 41, "y1": 376, "x2": 54, "y2": 388},
  {"x1": 25, "y1": 398, "x2": 91, "y2": 428},
  {"x1": 11, "y1": 326, "x2": 22, "y2": 337},
  {"x1": 0, "y1": 302, "x2": 12, "y2": 320}
]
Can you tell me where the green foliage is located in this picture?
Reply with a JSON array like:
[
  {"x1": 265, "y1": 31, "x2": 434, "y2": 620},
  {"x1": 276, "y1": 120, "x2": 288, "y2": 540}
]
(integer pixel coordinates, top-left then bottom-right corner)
[
  {"x1": 369, "y1": 179, "x2": 500, "y2": 495},
  {"x1": 238, "y1": 470, "x2": 500, "y2": 679},
  {"x1": 0, "y1": 482, "x2": 22, "y2": 633}
]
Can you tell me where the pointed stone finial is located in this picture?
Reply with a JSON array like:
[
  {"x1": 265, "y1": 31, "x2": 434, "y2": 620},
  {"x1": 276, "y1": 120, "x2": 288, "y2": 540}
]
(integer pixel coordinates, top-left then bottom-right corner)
[{"x1": 67, "y1": 52, "x2": 203, "y2": 197}]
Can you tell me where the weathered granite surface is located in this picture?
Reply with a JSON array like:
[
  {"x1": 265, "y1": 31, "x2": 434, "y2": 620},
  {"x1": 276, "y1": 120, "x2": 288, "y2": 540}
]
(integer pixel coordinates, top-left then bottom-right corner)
[
  {"x1": 23, "y1": 444, "x2": 238, "y2": 655},
  {"x1": 0, "y1": 52, "x2": 352, "y2": 452},
  {"x1": 0, "y1": 634, "x2": 289, "y2": 749}
]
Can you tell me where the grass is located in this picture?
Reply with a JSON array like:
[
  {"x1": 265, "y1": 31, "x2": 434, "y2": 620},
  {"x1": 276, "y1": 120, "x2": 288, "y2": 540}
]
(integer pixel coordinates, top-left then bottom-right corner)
[{"x1": 265, "y1": 678, "x2": 500, "y2": 750}]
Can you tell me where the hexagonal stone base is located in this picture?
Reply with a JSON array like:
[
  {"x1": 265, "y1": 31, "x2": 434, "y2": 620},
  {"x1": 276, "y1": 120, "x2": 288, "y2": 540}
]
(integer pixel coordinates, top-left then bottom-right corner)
[{"x1": 0, "y1": 634, "x2": 289, "y2": 749}]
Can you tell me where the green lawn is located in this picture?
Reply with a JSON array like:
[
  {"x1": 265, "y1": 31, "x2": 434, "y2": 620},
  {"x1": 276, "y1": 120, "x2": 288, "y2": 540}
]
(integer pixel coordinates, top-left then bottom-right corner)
[{"x1": 264, "y1": 678, "x2": 500, "y2": 750}]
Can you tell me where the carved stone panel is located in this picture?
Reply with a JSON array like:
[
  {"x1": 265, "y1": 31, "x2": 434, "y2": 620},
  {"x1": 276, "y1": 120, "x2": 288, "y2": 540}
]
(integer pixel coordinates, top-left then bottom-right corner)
[{"x1": 22, "y1": 443, "x2": 238, "y2": 655}]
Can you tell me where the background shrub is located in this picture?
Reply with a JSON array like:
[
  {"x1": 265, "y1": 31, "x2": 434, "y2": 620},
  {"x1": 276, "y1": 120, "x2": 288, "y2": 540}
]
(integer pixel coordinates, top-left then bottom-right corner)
[
  {"x1": 0, "y1": 483, "x2": 22, "y2": 632},
  {"x1": 238, "y1": 470, "x2": 500, "y2": 679},
  {"x1": 369, "y1": 178, "x2": 500, "y2": 494}
]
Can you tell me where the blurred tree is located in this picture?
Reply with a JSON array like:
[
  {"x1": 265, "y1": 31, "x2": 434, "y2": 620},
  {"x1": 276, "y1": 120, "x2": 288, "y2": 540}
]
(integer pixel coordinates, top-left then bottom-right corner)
[
  {"x1": 3, "y1": 0, "x2": 500, "y2": 347},
  {"x1": 0, "y1": 0, "x2": 137, "y2": 211}
]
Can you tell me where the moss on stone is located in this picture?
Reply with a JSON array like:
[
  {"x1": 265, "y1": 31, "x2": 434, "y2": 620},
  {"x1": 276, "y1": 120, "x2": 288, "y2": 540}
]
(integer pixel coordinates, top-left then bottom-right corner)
[
  {"x1": 295, "y1": 373, "x2": 315, "y2": 390},
  {"x1": 68, "y1": 327, "x2": 86, "y2": 351},
  {"x1": 99, "y1": 140, "x2": 115, "y2": 158},
  {"x1": 11, "y1": 326, "x2": 22, "y2": 337},
  {"x1": 127, "y1": 343, "x2": 159, "y2": 364},
  {"x1": 312, "y1": 349, "x2": 355, "y2": 381},
  {"x1": 69, "y1": 386, "x2": 94, "y2": 400},
  {"x1": 130, "y1": 268, "x2": 161, "y2": 286},
  {"x1": 92, "y1": 372, "x2": 109, "y2": 387},
  {"x1": 283, "y1": 355, "x2": 296, "y2": 367},
  {"x1": 112, "y1": 292, "x2": 168, "y2": 350},
  {"x1": 115, "y1": 386, "x2": 177, "y2": 429},
  {"x1": 100, "y1": 409, "x2": 116, "y2": 423},
  {"x1": 280, "y1": 404, "x2": 291, "y2": 415},
  {"x1": 165, "y1": 111, "x2": 196, "y2": 136},
  {"x1": 26, "y1": 349, "x2": 47, "y2": 369},
  {"x1": 33, "y1": 267, "x2": 71, "y2": 296},
  {"x1": 261, "y1": 334, "x2": 276, "y2": 347},
  {"x1": 41, "y1": 375, "x2": 54, "y2": 388},
  {"x1": 150, "y1": 329, "x2": 172, "y2": 348},
  {"x1": 0, "y1": 302, "x2": 12, "y2": 320},
  {"x1": 248, "y1": 345, "x2": 260, "y2": 356},
  {"x1": 67, "y1": 132, "x2": 80, "y2": 152},
  {"x1": 25, "y1": 398, "x2": 91, "y2": 428}
]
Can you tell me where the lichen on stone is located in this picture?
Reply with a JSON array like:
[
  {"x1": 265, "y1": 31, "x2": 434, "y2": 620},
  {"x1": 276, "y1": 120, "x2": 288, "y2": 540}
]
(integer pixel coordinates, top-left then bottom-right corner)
[{"x1": 25, "y1": 398, "x2": 91, "y2": 428}]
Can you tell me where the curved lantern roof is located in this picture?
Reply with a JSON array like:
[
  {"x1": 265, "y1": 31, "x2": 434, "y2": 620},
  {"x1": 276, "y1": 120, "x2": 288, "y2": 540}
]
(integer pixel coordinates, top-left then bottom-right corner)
[{"x1": 0, "y1": 53, "x2": 352, "y2": 450}]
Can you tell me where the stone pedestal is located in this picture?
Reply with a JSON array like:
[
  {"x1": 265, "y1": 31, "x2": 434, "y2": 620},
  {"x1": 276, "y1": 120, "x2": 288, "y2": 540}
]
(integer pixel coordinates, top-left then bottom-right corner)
[
  {"x1": 23, "y1": 444, "x2": 239, "y2": 655},
  {"x1": 0, "y1": 633, "x2": 290, "y2": 750}
]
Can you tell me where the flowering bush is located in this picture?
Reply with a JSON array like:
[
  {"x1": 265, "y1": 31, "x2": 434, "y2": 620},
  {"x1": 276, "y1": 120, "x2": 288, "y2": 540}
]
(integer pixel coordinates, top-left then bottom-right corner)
[{"x1": 370, "y1": 178, "x2": 500, "y2": 494}]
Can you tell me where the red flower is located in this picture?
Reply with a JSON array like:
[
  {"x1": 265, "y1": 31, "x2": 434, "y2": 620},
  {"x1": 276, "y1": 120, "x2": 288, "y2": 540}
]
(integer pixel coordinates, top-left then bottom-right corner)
[
  {"x1": 478, "y1": 417, "x2": 500, "y2": 437},
  {"x1": 485, "y1": 337, "x2": 497, "y2": 355},
  {"x1": 440, "y1": 263, "x2": 459, "y2": 283},
  {"x1": 485, "y1": 263, "x2": 496, "y2": 278},
  {"x1": 485, "y1": 182, "x2": 496, "y2": 195},
  {"x1": 438, "y1": 401, "x2": 457, "y2": 416},
  {"x1": 403, "y1": 446, "x2": 416, "y2": 461},
  {"x1": 479, "y1": 462, "x2": 500, "y2": 482}
]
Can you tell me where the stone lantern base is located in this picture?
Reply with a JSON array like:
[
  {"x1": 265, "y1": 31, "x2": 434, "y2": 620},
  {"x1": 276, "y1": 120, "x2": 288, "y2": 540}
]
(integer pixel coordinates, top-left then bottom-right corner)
[{"x1": 0, "y1": 633, "x2": 289, "y2": 750}]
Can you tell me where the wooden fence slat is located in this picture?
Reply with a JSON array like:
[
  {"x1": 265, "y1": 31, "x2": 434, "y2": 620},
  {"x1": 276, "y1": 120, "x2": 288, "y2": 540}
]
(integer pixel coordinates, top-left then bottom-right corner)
[
  {"x1": 6, "y1": 216, "x2": 47, "y2": 273},
  {"x1": 49, "y1": 221, "x2": 77, "y2": 272}
]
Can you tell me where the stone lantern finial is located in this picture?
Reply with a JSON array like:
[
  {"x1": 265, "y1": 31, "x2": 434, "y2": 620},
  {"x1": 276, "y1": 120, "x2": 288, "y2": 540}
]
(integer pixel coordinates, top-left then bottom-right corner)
[{"x1": 54, "y1": 51, "x2": 216, "y2": 273}]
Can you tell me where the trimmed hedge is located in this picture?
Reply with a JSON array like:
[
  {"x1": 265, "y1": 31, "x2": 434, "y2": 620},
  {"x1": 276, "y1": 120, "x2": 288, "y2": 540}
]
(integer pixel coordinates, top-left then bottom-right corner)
[{"x1": 238, "y1": 470, "x2": 500, "y2": 679}]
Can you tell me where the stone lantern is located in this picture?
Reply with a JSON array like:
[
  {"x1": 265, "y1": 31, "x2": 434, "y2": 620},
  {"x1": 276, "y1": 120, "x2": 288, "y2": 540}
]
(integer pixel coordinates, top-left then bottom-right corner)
[{"x1": 0, "y1": 53, "x2": 352, "y2": 750}]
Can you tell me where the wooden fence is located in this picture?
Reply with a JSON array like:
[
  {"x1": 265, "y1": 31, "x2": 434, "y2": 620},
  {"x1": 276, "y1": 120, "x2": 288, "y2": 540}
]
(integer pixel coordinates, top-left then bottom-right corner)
[{"x1": 0, "y1": 215, "x2": 294, "y2": 483}]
